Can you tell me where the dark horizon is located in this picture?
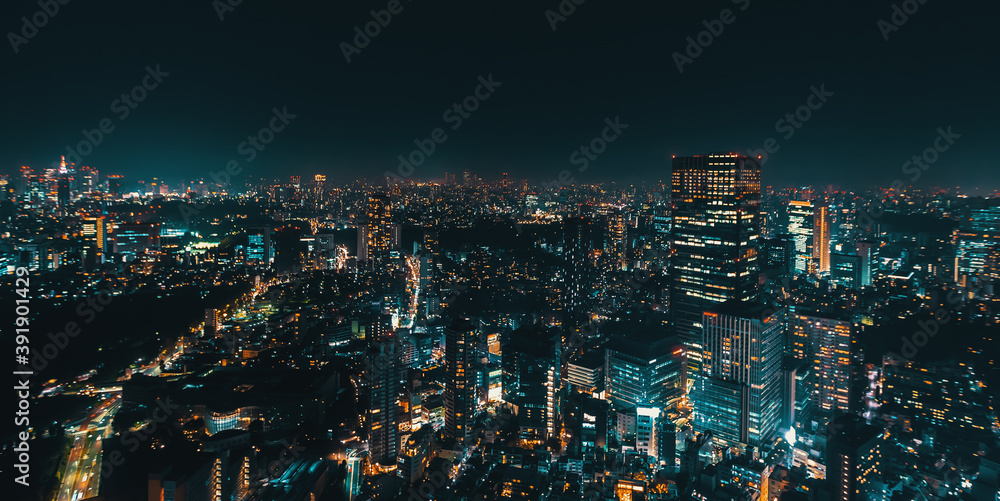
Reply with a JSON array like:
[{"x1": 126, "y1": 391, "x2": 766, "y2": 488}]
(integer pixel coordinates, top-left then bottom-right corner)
[{"x1": 1, "y1": 0, "x2": 997, "y2": 190}]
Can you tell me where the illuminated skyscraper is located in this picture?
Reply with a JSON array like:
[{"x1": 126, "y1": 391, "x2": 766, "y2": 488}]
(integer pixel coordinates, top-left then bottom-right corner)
[
  {"x1": 444, "y1": 318, "x2": 478, "y2": 443},
  {"x1": 82, "y1": 216, "x2": 108, "y2": 262},
  {"x1": 789, "y1": 311, "x2": 853, "y2": 425},
  {"x1": 359, "y1": 193, "x2": 392, "y2": 267},
  {"x1": 789, "y1": 200, "x2": 815, "y2": 275},
  {"x1": 669, "y1": 153, "x2": 762, "y2": 373},
  {"x1": 367, "y1": 336, "x2": 402, "y2": 467},
  {"x1": 694, "y1": 302, "x2": 784, "y2": 447},
  {"x1": 247, "y1": 227, "x2": 273, "y2": 264},
  {"x1": 815, "y1": 206, "x2": 831, "y2": 273},
  {"x1": 598, "y1": 205, "x2": 628, "y2": 272}
]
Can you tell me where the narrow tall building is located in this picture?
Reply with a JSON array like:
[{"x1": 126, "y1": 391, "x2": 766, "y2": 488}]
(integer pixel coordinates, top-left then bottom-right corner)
[
  {"x1": 564, "y1": 216, "x2": 594, "y2": 320},
  {"x1": 359, "y1": 192, "x2": 392, "y2": 266},
  {"x1": 788, "y1": 200, "x2": 815, "y2": 275},
  {"x1": 815, "y1": 206, "x2": 831, "y2": 273},
  {"x1": 694, "y1": 302, "x2": 784, "y2": 447},
  {"x1": 367, "y1": 336, "x2": 402, "y2": 467},
  {"x1": 669, "y1": 153, "x2": 762, "y2": 374},
  {"x1": 444, "y1": 318, "x2": 478, "y2": 443}
]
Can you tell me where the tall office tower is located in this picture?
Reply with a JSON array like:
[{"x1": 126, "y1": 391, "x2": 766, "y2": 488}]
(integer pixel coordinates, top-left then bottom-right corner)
[
  {"x1": 815, "y1": 206, "x2": 831, "y2": 273},
  {"x1": 359, "y1": 193, "x2": 392, "y2": 266},
  {"x1": 502, "y1": 326, "x2": 562, "y2": 442},
  {"x1": 826, "y1": 414, "x2": 884, "y2": 501},
  {"x1": 669, "y1": 153, "x2": 762, "y2": 374},
  {"x1": 694, "y1": 302, "x2": 784, "y2": 447},
  {"x1": 247, "y1": 227, "x2": 273, "y2": 264},
  {"x1": 367, "y1": 336, "x2": 402, "y2": 467},
  {"x1": 788, "y1": 200, "x2": 816, "y2": 275},
  {"x1": 855, "y1": 241, "x2": 874, "y2": 287},
  {"x1": 789, "y1": 311, "x2": 853, "y2": 426},
  {"x1": 955, "y1": 203, "x2": 1000, "y2": 287},
  {"x1": 81, "y1": 216, "x2": 108, "y2": 262},
  {"x1": 563, "y1": 216, "x2": 594, "y2": 320},
  {"x1": 605, "y1": 207, "x2": 628, "y2": 272},
  {"x1": 444, "y1": 318, "x2": 478, "y2": 443}
]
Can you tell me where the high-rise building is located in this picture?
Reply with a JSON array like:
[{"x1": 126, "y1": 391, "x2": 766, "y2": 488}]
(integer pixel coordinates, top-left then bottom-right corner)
[
  {"x1": 368, "y1": 336, "x2": 402, "y2": 467},
  {"x1": 246, "y1": 227, "x2": 273, "y2": 264},
  {"x1": 564, "y1": 216, "x2": 594, "y2": 320},
  {"x1": 359, "y1": 193, "x2": 392, "y2": 266},
  {"x1": 502, "y1": 326, "x2": 562, "y2": 442},
  {"x1": 604, "y1": 206, "x2": 628, "y2": 272},
  {"x1": 604, "y1": 329, "x2": 686, "y2": 412},
  {"x1": 82, "y1": 216, "x2": 108, "y2": 262},
  {"x1": 669, "y1": 153, "x2": 762, "y2": 374},
  {"x1": 444, "y1": 318, "x2": 478, "y2": 443},
  {"x1": 815, "y1": 206, "x2": 831, "y2": 273},
  {"x1": 694, "y1": 301, "x2": 784, "y2": 447},
  {"x1": 789, "y1": 200, "x2": 816, "y2": 275},
  {"x1": 789, "y1": 310, "x2": 853, "y2": 425},
  {"x1": 855, "y1": 241, "x2": 875, "y2": 287},
  {"x1": 826, "y1": 414, "x2": 884, "y2": 501}
]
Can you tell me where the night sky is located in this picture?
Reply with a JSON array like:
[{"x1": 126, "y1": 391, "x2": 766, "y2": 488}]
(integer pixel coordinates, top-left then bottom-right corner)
[{"x1": 1, "y1": 0, "x2": 996, "y2": 190}]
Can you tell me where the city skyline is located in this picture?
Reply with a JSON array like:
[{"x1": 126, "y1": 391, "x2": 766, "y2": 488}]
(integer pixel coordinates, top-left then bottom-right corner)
[{"x1": 4, "y1": 2, "x2": 1000, "y2": 501}]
